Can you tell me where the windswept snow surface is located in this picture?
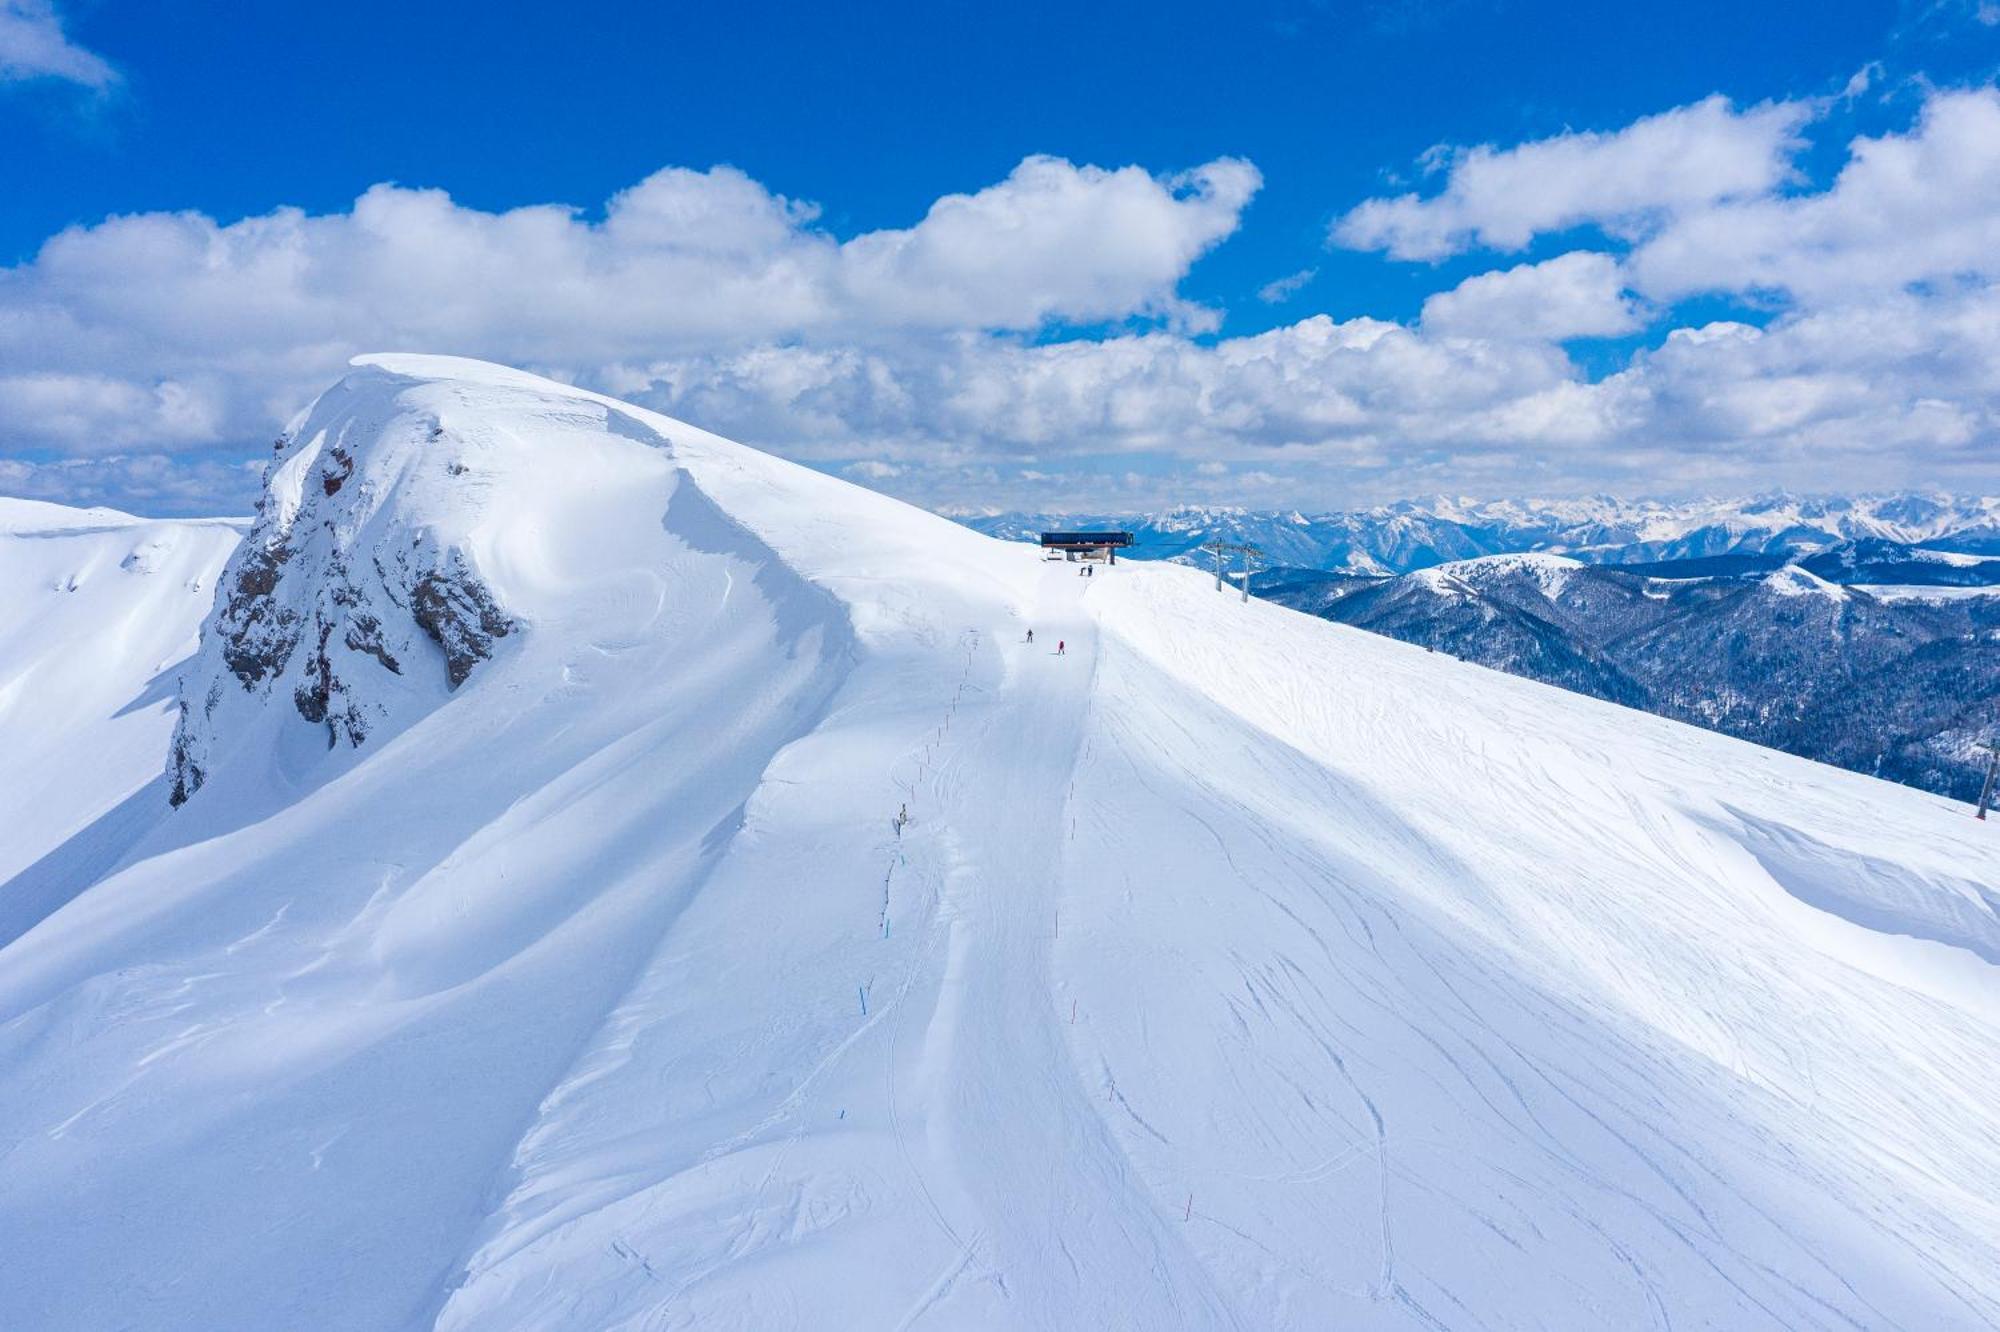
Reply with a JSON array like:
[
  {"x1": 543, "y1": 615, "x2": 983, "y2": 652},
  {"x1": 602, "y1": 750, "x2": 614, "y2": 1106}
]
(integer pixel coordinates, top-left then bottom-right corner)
[
  {"x1": 0, "y1": 501, "x2": 241, "y2": 927},
  {"x1": 3, "y1": 357, "x2": 1999, "y2": 1330}
]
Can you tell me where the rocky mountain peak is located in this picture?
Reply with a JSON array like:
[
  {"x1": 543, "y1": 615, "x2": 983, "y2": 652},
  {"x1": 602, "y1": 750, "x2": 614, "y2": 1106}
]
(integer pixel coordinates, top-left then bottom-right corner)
[{"x1": 169, "y1": 361, "x2": 517, "y2": 806}]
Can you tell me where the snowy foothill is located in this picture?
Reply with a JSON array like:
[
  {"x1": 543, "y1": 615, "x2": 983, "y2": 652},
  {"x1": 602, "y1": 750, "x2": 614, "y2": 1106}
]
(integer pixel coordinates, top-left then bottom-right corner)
[
  {"x1": 0, "y1": 500, "x2": 242, "y2": 924},
  {"x1": 1, "y1": 356, "x2": 1997, "y2": 1329},
  {"x1": 1758, "y1": 564, "x2": 1851, "y2": 600},
  {"x1": 1417, "y1": 549, "x2": 1585, "y2": 598},
  {"x1": 1860, "y1": 583, "x2": 2000, "y2": 602}
]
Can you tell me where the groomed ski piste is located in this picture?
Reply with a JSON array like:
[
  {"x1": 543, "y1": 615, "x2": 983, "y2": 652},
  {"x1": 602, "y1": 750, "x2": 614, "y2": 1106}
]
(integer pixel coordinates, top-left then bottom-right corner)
[{"x1": 1, "y1": 355, "x2": 1997, "y2": 1330}]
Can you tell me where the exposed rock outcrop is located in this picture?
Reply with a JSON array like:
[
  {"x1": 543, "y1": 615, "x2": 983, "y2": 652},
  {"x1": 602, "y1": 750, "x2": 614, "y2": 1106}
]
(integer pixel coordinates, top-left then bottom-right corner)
[
  {"x1": 411, "y1": 553, "x2": 511, "y2": 687},
  {"x1": 169, "y1": 374, "x2": 517, "y2": 805}
]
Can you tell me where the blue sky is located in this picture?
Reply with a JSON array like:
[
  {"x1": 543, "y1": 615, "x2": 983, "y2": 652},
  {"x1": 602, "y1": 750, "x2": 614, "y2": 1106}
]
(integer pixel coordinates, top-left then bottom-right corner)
[{"x1": 3, "y1": 0, "x2": 1999, "y2": 514}]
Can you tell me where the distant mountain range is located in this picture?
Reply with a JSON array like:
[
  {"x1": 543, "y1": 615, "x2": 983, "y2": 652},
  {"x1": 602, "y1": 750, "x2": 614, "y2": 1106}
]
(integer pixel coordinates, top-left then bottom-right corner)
[
  {"x1": 954, "y1": 493, "x2": 2000, "y2": 574},
  {"x1": 1257, "y1": 552, "x2": 2000, "y2": 802},
  {"x1": 954, "y1": 496, "x2": 2000, "y2": 801}
]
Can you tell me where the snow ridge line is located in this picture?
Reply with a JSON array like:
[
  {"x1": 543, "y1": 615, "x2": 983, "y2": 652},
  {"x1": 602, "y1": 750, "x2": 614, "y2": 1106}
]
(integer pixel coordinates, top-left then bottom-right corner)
[{"x1": 415, "y1": 458, "x2": 863, "y2": 1314}]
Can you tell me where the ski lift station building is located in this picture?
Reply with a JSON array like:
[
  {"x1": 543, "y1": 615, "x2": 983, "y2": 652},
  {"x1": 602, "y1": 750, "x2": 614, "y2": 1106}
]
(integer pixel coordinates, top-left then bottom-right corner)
[{"x1": 1040, "y1": 530, "x2": 1134, "y2": 563}]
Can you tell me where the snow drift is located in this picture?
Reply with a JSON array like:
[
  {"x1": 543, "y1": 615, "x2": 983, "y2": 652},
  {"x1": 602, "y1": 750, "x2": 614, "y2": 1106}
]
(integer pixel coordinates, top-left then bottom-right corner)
[
  {"x1": 0, "y1": 499, "x2": 240, "y2": 941},
  {"x1": 2, "y1": 355, "x2": 1997, "y2": 1330}
]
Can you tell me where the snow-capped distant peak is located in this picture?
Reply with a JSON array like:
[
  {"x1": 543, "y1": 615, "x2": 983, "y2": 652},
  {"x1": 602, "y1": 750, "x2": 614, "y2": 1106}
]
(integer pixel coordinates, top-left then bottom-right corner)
[
  {"x1": 1761, "y1": 564, "x2": 1848, "y2": 600},
  {"x1": 1407, "y1": 565, "x2": 1477, "y2": 598},
  {"x1": 1431, "y1": 550, "x2": 1584, "y2": 598}
]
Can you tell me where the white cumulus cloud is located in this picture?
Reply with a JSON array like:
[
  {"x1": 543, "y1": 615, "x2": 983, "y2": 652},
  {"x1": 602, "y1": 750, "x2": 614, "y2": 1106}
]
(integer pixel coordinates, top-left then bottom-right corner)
[
  {"x1": 1630, "y1": 87, "x2": 2000, "y2": 303},
  {"x1": 1420, "y1": 252, "x2": 1644, "y2": 341},
  {"x1": 0, "y1": 0, "x2": 115, "y2": 88},
  {"x1": 0, "y1": 155, "x2": 1260, "y2": 452},
  {"x1": 1332, "y1": 95, "x2": 1813, "y2": 260},
  {"x1": 4, "y1": 85, "x2": 2000, "y2": 514}
]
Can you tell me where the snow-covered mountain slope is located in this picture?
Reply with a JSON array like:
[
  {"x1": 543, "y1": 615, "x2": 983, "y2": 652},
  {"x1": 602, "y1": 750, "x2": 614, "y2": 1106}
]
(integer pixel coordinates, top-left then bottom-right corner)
[
  {"x1": 0, "y1": 499, "x2": 241, "y2": 934},
  {"x1": 3, "y1": 357, "x2": 1999, "y2": 1330}
]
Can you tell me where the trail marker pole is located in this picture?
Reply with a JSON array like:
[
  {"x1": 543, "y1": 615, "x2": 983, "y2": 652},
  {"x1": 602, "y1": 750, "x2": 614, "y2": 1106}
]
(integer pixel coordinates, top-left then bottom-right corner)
[
  {"x1": 1201, "y1": 539, "x2": 1262, "y2": 602},
  {"x1": 1184, "y1": 1193, "x2": 1193, "y2": 1222},
  {"x1": 1976, "y1": 741, "x2": 2000, "y2": 821},
  {"x1": 1239, "y1": 544, "x2": 1257, "y2": 603}
]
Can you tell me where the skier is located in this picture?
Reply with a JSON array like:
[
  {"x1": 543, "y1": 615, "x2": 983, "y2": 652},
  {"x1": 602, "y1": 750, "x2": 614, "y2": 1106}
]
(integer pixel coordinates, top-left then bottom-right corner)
[
  {"x1": 1026, "y1": 628, "x2": 1034, "y2": 644},
  {"x1": 1058, "y1": 639, "x2": 1066, "y2": 655}
]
